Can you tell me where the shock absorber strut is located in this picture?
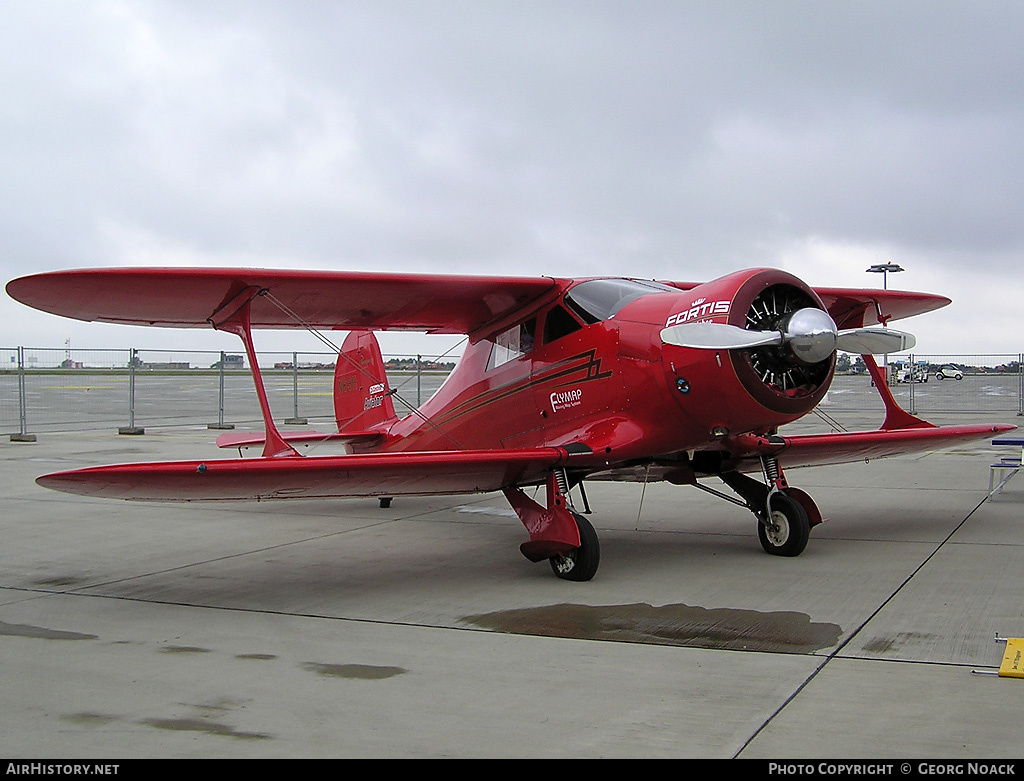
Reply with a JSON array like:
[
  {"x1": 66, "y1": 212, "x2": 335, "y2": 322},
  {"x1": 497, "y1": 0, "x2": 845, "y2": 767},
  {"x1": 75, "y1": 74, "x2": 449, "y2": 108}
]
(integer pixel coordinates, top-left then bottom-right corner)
[
  {"x1": 760, "y1": 454, "x2": 788, "y2": 521},
  {"x1": 554, "y1": 468, "x2": 575, "y2": 510},
  {"x1": 762, "y1": 455, "x2": 781, "y2": 485}
]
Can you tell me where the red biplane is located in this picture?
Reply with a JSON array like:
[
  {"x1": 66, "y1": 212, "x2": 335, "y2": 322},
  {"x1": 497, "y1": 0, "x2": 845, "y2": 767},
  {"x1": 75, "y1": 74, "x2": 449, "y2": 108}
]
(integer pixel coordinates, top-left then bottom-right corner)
[{"x1": 7, "y1": 267, "x2": 1013, "y2": 581}]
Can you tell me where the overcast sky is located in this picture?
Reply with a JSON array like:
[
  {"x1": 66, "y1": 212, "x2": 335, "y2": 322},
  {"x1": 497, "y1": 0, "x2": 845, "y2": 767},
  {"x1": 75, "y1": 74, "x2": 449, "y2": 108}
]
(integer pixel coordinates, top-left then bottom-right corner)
[{"x1": 3, "y1": 0, "x2": 1023, "y2": 360}]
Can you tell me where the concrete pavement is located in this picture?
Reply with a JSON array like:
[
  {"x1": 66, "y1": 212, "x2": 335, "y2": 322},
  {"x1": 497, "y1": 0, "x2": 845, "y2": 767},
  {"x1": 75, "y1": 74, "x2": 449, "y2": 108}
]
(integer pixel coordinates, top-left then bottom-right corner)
[{"x1": 1, "y1": 411, "x2": 1021, "y2": 758}]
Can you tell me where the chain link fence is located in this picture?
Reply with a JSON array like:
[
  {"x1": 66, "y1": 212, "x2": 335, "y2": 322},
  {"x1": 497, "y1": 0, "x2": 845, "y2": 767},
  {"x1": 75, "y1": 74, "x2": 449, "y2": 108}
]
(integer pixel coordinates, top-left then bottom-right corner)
[
  {"x1": 824, "y1": 353, "x2": 1024, "y2": 417},
  {"x1": 3, "y1": 347, "x2": 1022, "y2": 438},
  {"x1": 2, "y1": 346, "x2": 457, "y2": 437}
]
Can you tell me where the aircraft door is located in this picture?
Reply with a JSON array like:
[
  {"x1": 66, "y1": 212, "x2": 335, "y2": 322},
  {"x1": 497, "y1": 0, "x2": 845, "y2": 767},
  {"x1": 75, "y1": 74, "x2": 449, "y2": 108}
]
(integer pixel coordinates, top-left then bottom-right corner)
[
  {"x1": 527, "y1": 310, "x2": 624, "y2": 442},
  {"x1": 484, "y1": 319, "x2": 545, "y2": 450}
]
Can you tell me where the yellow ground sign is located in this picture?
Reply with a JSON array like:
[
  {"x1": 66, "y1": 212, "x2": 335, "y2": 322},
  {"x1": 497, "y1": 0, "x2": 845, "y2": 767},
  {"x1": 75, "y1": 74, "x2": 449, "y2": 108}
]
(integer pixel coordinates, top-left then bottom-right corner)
[{"x1": 998, "y1": 638, "x2": 1024, "y2": 678}]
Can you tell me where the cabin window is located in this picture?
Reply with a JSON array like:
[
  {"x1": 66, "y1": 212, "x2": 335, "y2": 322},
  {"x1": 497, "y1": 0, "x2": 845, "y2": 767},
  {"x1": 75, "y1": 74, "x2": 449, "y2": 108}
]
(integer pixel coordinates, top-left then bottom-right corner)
[
  {"x1": 542, "y1": 304, "x2": 583, "y2": 344},
  {"x1": 487, "y1": 319, "x2": 536, "y2": 371},
  {"x1": 564, "y1": 278, "x2": 676, "y2": 323}
]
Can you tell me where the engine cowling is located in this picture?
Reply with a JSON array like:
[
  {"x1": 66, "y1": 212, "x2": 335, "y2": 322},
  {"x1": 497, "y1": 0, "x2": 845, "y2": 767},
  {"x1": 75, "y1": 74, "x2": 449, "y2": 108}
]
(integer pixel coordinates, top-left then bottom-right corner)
[
  {"x1": 723, "y1": 269, "x2": 835, "y2": 414},
  {"x1": 660, "y1": 268, "x2": 835, "y2": 426}
]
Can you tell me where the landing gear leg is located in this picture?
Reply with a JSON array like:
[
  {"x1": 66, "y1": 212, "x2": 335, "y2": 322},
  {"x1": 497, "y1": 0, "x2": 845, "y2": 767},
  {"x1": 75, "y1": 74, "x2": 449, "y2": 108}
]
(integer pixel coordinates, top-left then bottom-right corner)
[
  {"x1": 504, "y1": 472, "x2": 600, "y2": 582},
  {"x1": 718, "y1": 461, "x2": 820, "y2": 557}
]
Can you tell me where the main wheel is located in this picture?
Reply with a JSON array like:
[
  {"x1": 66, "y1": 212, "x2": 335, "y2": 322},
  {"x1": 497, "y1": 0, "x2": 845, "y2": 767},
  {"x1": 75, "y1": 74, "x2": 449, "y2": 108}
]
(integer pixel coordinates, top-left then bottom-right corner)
[
  {"x1": 550, "y1": 512, "x2": 600, "y2": 581},
  {"x1": 757, "y1": 493, "x2": 810, "y2": 557}
]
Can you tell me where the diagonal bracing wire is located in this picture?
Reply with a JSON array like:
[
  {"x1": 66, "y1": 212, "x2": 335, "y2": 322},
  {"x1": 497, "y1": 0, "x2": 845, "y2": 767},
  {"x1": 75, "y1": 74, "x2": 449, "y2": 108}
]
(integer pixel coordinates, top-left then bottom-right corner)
[{"x1": 260, "y1": 290, "x2": 467, "y2": 450}]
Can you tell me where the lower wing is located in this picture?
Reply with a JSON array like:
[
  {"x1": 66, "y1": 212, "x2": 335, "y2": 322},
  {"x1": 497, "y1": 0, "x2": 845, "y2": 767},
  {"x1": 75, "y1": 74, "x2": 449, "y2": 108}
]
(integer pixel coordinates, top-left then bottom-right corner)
[
  {"x1": 36, "y1": 448, "x2": 572, "y2": 501},
  {"x1": 724, "y1": 423, "x2": 1014, "y2": 469}
]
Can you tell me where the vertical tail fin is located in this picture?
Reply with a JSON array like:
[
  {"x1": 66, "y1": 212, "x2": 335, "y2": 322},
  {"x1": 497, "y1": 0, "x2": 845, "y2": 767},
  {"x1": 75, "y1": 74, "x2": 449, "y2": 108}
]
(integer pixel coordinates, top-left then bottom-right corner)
[{"x1": 334, "y1": 331, "x2": 398, "y2": 433}]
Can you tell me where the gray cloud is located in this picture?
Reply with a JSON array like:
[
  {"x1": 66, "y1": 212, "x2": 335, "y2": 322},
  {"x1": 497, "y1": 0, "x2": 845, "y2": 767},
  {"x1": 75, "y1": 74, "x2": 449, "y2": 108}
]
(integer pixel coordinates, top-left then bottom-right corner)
[{"x1": 2, "y1": 1, "x2": 1022, "y2": 355}]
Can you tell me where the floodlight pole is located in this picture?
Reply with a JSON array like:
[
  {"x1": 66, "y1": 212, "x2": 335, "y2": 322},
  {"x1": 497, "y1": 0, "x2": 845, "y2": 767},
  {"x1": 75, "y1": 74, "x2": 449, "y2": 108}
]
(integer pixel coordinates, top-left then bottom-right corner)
[
  {"x1": 866, "y1": 261, "x2": 904, "y2": 291},
  {"x1": 866, "y1": 263, "x2": 905, "y2": 381}
]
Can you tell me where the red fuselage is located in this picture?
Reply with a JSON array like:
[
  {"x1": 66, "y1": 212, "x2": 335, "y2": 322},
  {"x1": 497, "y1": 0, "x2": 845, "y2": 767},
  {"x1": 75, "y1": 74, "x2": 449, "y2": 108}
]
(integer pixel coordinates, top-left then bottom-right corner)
[{"x1": 386, "y1": 268, "x2": 833, "y2": 471}]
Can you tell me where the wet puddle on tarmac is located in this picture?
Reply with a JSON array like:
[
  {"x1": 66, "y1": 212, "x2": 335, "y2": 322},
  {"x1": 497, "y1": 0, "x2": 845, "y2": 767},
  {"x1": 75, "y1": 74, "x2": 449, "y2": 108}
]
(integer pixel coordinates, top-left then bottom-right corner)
[
  {"x1": 463, "y1": 602, "x2": 842, "y2": 653},
  {"x1": 302, "y1": 662, "x2": 407, "y2": 680},
  {"x1": 0, "y1": 620, "x2": 97, "y2": 641}
]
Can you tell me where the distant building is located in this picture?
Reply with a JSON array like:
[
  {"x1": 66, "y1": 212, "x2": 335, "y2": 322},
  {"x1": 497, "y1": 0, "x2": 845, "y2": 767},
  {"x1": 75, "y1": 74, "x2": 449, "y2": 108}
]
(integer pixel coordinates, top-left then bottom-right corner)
[
  {"x1": 384, "y1": 358, "x2": 456, "y2": 371},
  {"x1": 128, "y1": 355, "x2": 190, "y2": 370},
  {"x1": 273, "y1": 361, "x2": 335, "y2": 370},
  {"x1": 211, "y1": 354, "x2": 244, "y2": 369}
]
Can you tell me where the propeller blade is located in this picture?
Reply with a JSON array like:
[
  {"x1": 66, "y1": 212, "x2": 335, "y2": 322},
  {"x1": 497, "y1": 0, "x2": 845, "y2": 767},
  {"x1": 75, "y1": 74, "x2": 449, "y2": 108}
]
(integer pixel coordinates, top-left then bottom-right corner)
[
  {"x1": 661, "y1": 322, "x2": 782, "y2": 350},
  {"x1": 835, "y1": 328, "x2": 916, "y2": 355},
  {"x1": 662, "y1": 307, "x2": 916, "y2": 359}
]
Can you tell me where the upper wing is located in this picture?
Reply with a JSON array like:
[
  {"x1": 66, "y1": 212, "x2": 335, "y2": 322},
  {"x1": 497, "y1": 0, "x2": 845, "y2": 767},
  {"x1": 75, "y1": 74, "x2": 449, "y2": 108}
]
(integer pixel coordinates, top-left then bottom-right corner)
[
  {"x1": 811, "y1": 286, "x2": 951, "y2": 328},
  {"x1": 9, "y1": 268, "x2": 948, "y2": 335},
  {"x1": 6, "y1": 268, "x2": 563, "y2": 335},
  {"x1": 34, "y1": 447, "x2": 572, "y2": 501},
  {"x1": 666, "y1": 280, "x2": 950, "y2": 327}
]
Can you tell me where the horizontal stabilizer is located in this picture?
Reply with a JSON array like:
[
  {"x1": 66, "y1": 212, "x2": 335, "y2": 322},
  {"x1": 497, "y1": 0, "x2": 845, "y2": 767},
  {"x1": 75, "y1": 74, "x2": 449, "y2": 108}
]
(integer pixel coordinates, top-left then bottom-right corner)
[
  {"x1": 35, "y1": 448, "x2": 571, "y2": 501},
  {"x1": 215, "y1": 430, "x2": 383, "y2": 449}
]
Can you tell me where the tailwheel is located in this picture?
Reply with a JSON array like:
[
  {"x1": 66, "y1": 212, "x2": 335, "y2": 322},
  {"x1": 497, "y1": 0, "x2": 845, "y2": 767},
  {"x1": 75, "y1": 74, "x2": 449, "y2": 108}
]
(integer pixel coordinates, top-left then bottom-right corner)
[
  {"x1": 550, "y1": 512, "x2": 600, "y2": 581},
  {"x1": 757, "y1": 493, "x2": 810, "y2": 557}
]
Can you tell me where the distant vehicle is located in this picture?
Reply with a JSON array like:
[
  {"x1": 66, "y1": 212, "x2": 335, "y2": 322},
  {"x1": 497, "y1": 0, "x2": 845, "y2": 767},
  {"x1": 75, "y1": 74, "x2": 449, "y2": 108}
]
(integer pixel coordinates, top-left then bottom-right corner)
[
  {"x1": 935, "y1": 365, "x2": 964, "y2": 381},
  {"x1": 893, "y1": 365, "x2": 928, "y2": 384}
]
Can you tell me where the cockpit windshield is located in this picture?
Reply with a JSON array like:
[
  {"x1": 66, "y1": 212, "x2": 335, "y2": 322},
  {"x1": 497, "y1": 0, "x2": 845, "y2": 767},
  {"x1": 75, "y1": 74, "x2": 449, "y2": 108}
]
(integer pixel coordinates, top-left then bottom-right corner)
[{"x1": 563, "y1": 278, "x2": 676, "y2": 323}]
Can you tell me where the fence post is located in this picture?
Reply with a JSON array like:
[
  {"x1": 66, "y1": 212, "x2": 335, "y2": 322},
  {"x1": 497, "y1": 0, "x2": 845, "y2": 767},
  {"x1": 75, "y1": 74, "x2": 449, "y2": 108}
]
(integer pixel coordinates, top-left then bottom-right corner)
[
  {"x1": 285, "y1": 351, "x2": 306, "y2": 424},
  {"x1": 417, "y1": 354, "x2": 422, "y2": 408},
  {"x1": 118, "y1": 348, "x2": 144, "y2": 435},
  {"x1": 913, "y1": 354, "x2": 921, "y2": 415},
  {"x1": 208, "y1": 351, "x2": 234, "y2": 430},
  {"x1": 1019, "y1": 353, "x2": 1023, "y2": 417},
  {"x1": 10, "y1": 346, "x2": 36, "y2": 442}
]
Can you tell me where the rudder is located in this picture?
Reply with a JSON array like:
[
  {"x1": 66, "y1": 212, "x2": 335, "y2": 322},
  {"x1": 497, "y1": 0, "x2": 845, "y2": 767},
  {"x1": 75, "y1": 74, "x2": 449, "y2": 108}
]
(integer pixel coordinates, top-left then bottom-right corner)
[{"x1": 335, "y1": 331, "x2": 397, "y2": 433}]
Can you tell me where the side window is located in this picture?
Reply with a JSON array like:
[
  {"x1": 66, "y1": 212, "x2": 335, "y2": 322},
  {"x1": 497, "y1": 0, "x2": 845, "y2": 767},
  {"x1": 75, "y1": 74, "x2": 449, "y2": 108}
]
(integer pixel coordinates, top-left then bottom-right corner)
[
  {"x1": 487, "y1": 319, "x2": 536, "y2": 371},
  {"x1": 542, "y1": 304, "x2": 583, "y2": 345}
]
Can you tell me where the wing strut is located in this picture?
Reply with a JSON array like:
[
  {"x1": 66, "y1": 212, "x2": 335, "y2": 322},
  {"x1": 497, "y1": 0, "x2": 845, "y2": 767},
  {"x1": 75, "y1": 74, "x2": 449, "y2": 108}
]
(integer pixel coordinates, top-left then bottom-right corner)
[
  {"x1": 209, "y1": 287, "x2": 300, "y2": 459},
  {"x1": 861, "y1": 354, "x2": 934, "y2": 431}
]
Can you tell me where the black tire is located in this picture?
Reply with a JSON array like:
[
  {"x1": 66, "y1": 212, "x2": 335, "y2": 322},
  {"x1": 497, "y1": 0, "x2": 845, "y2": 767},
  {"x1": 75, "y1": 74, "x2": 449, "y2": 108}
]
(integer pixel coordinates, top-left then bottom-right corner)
[
  {"x1": 936, "y1": 373, "x2": 944, "y2": 380},
  {"x1": 550, "y1": 512, "x2": 600, "y2": 581},
  {"x1": 757, "y1": 493, "x2": 810, "y2": 557}
]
